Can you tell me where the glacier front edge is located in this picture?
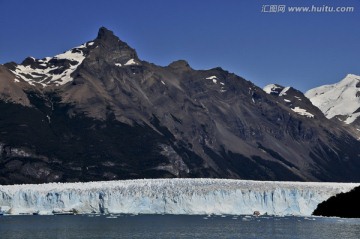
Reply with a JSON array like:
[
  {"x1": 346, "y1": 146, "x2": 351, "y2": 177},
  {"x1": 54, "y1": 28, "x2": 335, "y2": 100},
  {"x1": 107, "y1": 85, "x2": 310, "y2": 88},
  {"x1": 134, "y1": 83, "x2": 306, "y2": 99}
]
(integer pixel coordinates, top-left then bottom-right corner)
[{"x1": 0, "y1": 179, "x2": 358, "y2": 216}]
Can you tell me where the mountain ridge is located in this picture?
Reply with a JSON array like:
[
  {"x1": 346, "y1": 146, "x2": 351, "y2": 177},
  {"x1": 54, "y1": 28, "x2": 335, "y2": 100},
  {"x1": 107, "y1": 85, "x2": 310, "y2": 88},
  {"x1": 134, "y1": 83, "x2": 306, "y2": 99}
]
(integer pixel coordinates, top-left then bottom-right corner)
[{"x1": 1, "y1": 27, "x2": 360, "y2": 184}]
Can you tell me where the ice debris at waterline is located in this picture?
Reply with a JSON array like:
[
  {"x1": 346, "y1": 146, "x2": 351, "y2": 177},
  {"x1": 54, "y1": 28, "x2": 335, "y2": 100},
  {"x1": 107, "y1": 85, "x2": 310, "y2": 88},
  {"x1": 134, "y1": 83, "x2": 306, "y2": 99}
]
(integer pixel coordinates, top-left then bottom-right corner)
[{"x1": 0, "y1": 179, "x2": 358, "y2": 216}]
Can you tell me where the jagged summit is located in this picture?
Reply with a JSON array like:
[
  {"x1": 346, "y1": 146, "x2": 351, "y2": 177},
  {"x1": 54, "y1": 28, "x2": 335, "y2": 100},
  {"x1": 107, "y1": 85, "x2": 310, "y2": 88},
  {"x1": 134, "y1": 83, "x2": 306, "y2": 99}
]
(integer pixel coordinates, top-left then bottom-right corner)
[
  {"x1": 97, "y1": 26, "x2": 116, "y2": 40},
  {"x1": 95, "y1": 26, "x2": 135, "y2": 52},
  {"x1": 95, "y1": 26, "x2": 118, "y2": 48},
  {"x1": 3, "y1": 27, "x2": 140, "y2": 88},
  {"x1": 167, "y1": 60, "x2": 192, "y2": 72},
  {"x1": 84, "y1": 27, "x2": 140, "y2": 68}
]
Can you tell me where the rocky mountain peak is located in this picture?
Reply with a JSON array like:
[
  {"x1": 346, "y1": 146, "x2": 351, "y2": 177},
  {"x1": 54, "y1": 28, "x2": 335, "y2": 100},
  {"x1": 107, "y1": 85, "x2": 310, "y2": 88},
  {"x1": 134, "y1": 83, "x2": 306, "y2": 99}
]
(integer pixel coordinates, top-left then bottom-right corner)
[
  {"x1": 95, "y1": 27, "x2": 128, "y2": 49},
  {"x1": 82, "y1": 27, "x2": 140, "y2": 68},
  {"x1": 167, "y1": 60, "x2": 192, "y2": 72},
  {"x1": 97, "y1": 27, "x2": 116, "y2": 40},
  {"x1": 94, "y1": 27, "x2": 135, "y2": 52},
  {"x1": 3, "y1": 27, "x2": 141, "y2": 88}
]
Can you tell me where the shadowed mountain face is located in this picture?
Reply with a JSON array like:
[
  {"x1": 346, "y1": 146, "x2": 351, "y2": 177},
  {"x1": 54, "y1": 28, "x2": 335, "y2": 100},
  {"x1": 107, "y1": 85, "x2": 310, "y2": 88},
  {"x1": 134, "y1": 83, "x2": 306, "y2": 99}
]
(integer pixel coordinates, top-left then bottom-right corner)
[{"x1": 1, "y1": 27, "x2": 360, "y2": 184}]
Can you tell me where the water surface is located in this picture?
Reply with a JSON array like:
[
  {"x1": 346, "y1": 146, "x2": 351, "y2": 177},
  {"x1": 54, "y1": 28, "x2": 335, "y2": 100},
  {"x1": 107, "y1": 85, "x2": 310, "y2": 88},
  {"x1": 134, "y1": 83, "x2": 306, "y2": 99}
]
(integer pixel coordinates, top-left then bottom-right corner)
[{"x1": 0, "y1": 214, "x2": 359, "y2": 239}]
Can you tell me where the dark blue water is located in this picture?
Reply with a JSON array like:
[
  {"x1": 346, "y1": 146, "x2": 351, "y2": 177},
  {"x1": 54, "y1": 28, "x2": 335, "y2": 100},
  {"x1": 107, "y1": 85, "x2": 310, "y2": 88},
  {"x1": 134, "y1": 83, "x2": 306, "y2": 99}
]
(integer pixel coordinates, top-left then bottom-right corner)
[{"x1": 0, "y1": 214, "x2": 359, "y2": 239}]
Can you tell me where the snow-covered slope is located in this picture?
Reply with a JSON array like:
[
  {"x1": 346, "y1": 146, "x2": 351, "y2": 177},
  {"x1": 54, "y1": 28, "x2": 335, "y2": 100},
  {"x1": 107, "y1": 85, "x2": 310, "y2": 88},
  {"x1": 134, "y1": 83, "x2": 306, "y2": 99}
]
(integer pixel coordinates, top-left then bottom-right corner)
[
  {"x1": 0, "y1": 179, "x2": 357, "y2": 216},
  {"x1": 305, "y1": 74, "x2": 360, "y2": 124},
  {"x1": 8, "y1": 42, "x2": 92, "y2": 87},
  {"x1": 263, "y1": 84, "x2": 319, "y2": 119},
  {"x1": 263, "y1": 84, "x2": 285, "y2": 95}
]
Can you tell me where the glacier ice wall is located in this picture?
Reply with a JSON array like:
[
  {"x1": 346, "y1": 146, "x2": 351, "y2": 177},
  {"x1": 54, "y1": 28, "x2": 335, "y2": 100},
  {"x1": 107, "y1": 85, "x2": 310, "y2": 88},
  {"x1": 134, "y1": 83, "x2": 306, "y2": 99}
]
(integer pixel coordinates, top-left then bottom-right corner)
[{"x1": 0, "y1": 179, "x2": 358, "y2": 216}]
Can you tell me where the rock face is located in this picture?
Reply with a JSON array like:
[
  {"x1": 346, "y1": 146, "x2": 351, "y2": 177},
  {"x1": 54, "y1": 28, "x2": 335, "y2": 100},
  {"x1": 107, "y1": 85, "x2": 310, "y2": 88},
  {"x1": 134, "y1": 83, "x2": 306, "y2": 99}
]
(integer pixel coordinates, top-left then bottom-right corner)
[
  {"x1": 1, "y1": 27, "x2": 360, "y2": 184},
  {"x1": 313, "y1": 185, "x2": 360, "y2": 218}
]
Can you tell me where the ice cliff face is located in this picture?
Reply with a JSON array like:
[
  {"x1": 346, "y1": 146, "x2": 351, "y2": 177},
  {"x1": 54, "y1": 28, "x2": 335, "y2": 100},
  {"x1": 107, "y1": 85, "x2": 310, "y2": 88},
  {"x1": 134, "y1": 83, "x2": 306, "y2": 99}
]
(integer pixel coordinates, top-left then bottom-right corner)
[{"x1": 0, "y1": 179, "x2": 357, "y2": 216}]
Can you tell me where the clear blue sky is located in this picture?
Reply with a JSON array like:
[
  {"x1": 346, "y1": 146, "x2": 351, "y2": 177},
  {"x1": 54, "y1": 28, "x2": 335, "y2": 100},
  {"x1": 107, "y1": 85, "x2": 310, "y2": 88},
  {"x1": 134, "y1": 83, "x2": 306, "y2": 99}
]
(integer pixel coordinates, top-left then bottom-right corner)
[{"x1": 1, "y1": 0, "x2": 359, "y2": 92}]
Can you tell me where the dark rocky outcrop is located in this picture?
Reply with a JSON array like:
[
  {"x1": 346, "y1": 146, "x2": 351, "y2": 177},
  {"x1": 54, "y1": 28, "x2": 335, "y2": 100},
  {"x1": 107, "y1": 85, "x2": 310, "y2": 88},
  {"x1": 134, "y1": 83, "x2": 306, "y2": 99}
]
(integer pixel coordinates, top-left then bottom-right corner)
[{"x1": 313, "y1": 186, "x2": 360, "y2": 218}]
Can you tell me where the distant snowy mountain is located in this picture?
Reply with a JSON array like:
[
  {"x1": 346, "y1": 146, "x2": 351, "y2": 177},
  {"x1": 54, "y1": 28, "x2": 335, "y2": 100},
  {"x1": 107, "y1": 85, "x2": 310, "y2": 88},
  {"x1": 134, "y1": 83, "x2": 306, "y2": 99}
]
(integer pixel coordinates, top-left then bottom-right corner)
[
  {"x1": 263, "y1": 84, "x2": 325, "y2": 119},
  {"x1": 1, "y1": 27, "x2": 360, "y2": 184},
  {"x1": 305, "y1": 74, "x2": 360, "y2": 125}
]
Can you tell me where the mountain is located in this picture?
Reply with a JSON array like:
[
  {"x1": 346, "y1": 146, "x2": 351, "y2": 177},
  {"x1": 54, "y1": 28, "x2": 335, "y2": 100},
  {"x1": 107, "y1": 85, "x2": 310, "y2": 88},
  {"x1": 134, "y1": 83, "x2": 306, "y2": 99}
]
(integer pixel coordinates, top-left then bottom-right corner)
[
  {"x1": 305, "y1": 74, "x2": 360, "y2": 138},
  {"x1": 1, "y1": 27, "x2": 360, "y2": 184},
  {"x1": 263, "y1": 84, "x2": 325, "y2": 120}
]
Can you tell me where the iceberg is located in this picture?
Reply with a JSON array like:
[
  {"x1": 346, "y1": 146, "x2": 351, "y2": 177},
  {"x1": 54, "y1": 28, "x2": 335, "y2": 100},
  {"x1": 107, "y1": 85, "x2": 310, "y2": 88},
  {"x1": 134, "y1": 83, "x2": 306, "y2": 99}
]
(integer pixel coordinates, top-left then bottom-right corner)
[{"x1": 0, "y1": 179, "x2": 358, "y2": 216}]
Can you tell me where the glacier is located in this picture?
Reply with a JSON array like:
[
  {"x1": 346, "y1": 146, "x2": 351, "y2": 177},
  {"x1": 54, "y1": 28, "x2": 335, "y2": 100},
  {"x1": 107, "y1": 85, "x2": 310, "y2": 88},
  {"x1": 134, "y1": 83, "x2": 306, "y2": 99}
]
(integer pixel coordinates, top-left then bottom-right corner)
[{"x1": 0, "y1": 179, "x2": 358, "y2": 216}]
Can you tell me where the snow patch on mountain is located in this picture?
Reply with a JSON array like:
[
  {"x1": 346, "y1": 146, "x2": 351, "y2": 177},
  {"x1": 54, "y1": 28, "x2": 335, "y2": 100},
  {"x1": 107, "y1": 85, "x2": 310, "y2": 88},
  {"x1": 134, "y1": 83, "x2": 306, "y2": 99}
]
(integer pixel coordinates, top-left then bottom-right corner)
[
  {"x1": 55, "y1": 47, "x2": 86, "y2": 62},
  {"x1": 305, "y1": 74, "x2": 360, "y2": 124},
  {"x1": 0, "y1": 179, "x2": 357, "y2": 216},
  {"x1": 124, "y1": 59, "x2": 139, "y2": 66},
  {"x1": 279, "y1": 87, "x2": 290, "y2": 96},
  {"x1": 263, "y1": 84, "x2": 284, "y2": 95},
  {"x1": 292, "y1": 107, "x2": 314, "y2": 118},
  {"x1": 263, "y1": 84, "x2": 277, "y2": 94},
  {"x1": 10, "y1": 44, "x2": 87, "y2": 87},
  {"x1": 206, "y1": 76, "x2": 217, "y2": 80}
]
